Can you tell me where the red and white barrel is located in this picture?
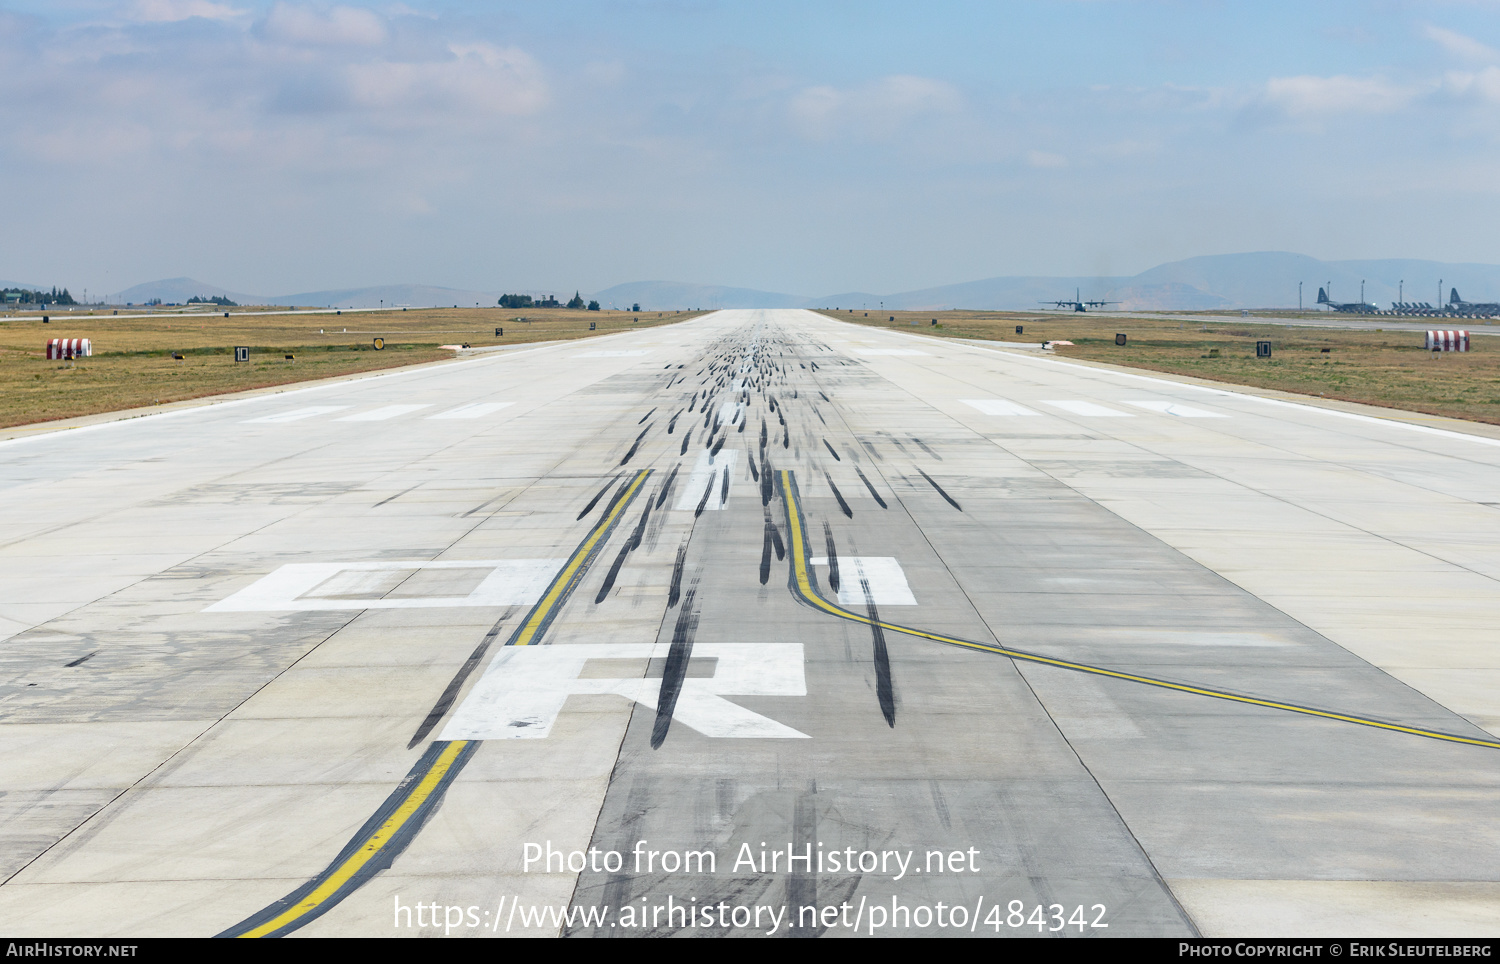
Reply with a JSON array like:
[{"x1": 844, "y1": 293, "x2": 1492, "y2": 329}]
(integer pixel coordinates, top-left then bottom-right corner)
[
  {"x1": 46, "y1": 338, "x2": 92, "y2": 359},
  {"x1": 1426, "y1": 330, "x2": 1469, "y2": 352}
]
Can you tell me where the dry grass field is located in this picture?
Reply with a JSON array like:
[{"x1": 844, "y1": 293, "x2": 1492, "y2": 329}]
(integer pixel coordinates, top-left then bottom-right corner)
[
  {"x1": 819, "y1": 308, "x2": 1500, "y2": 426},
  {"x1": 0, "y1": 306, "x2": 701, "y2": 428}
]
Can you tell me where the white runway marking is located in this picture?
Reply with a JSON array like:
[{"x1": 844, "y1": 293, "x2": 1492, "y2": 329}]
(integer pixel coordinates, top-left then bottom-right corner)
[
  {"x1": 955, "y1": 338, "x2": 1500, "y2": 448},
  {"x1": 439, "y1": 643, "x2": 809, "y2": 740},
  {"x1": 426, "y1": 402, "x2": 513, "y2": 420},
  {"x1": 205, "y1": 559, "x2": 562, "y2": 612},
  {"x1": 243, "y1": 406, "x2": 349, "y2": 424},
  {"x1": 808, "y1": 556, "x2": 917, "y2": 606},
  {"x1": 1124, "y1": 399, "x2": 1227, "y2": 418},
  {"x1": 1041, "y1": 400, "x2": 1134, "y2": 417},
  {"x1": 674, "y1": 448, "x2": 739, "y2": 511},
  {"x1": 576, "y1": 350, "x2": 649, "y2": 358},
  {"x1": 962, "y1": 398, "x2": 1042, "y2": 417},
  {"x1": 854, "y1": 348, "x2": 928, "y2": 356},
  {"x1": 335, "y1": 404, "x2": 432, "y2": 422},
  {"x1": 716, "y1": 401, "x2": 742, "y2": 424}
]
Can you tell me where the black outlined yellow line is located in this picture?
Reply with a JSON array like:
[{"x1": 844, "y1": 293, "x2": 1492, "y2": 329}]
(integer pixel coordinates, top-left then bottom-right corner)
[
  {"x1": 218, "y1": 469, "x2": 652, "y2": 938},
  {"x1": 778, "y1": 470, "x2": 1500, "y2": 751},
  {"x1": 508, "y1": 469, "x2": 652, "y2": 647},
  {"x1": 218, "y1": 740, "x2": 477, "y2": 939}
]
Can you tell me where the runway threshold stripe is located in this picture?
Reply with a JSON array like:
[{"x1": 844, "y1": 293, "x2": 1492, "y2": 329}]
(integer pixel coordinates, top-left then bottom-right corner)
[
  {"x1": 778, "y1": 470, "x2": 1500, "y2": 752},
  {"x1": 218, "y1": 469, "x2": 652, "y2": 938}
]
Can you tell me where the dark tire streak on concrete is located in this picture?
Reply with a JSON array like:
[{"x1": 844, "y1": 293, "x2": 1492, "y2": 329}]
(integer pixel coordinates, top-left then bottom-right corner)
[
  {"x1": 822, "y1": 522, "x2": 840, "y2": 595},
  {"x1": 594, "y1": 542, "x2": 631, "y2": 604},
  {"x1": 915, "y1": 467, "x2": 962, "y2": 511},
  {"x1": 655, "y1": 464, "x2": 679, "y2": 509},
  {"x1": 407, "y1": 606, "x2": 519, "y2": 747},
  {"x1": 629, "y1": 501, "x2": 652, "y2": 552},
  {"x1": 651, "y1": 589, "x2": 698, "y2": 749},
  {"x1": 668, "y1": 542, "x2": 687, "y2": 608},
  {"x1": 759, "y1": 520, "x2": 774, "y2": 585},
  {"x1": 824, "y1": 471, "x2": 853, "y2": 518},
  {"x1": 854, "y1": 466, "x2": 888, "y2": 508},
  {"x1": 862, "y1": 579, "x2": 897, "y2": 728},
  {"x1": 618, "y1": 435, "x2": 643, "y2": 467},
  {"x1": 576, "y1": 473, "x2": 623, "y2": 521},
  {"x1": 694, "y1": 475, "x2": 713, "y2": 517},
  {"x1": 372, "y1": 482, "x2": 422, "y2": 507},
  {"x1": 909, "y1": 436, "x2": 942, "y2": 460}
]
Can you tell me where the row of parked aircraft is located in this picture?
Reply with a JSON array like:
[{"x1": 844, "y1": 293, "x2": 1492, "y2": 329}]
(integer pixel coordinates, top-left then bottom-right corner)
[
  {"x1": 1038, "y1": 287, "x2": 1500, "y2": 316},
  {"x1": 1317, "y1": 287, "x2": 1500, "y2": 316}
]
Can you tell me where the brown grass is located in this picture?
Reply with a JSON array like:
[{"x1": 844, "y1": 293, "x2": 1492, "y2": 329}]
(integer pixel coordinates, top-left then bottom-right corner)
[
  {"x1": 817, "y1": 308, "x2": 1500, "y2": 426},
  {"x1": 0, "y1": 306, "x2": 701, "y2": 428}
]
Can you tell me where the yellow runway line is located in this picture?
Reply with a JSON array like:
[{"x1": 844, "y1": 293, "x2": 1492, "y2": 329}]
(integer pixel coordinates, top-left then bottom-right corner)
[
  {"x1": 224, "y1": 740, "x2": 473, "y2": 939},
  {"x1": 218, "y1": 470, "x2": 653, "y2": 938},
  {"x1": 512, "y1": 469, "x2": 652, "y2": 647},
  {"x1": 778, "y1": 470, "x2": 1500, "y2": 752}
]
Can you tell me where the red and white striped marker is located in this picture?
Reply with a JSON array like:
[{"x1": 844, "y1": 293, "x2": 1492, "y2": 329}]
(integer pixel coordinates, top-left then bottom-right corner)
[
  {"x1": 1426, "y1": 330, "x2": 1469, "y2": 352},
  {"x1": 45, "y1": 338, "x2": 92, "y2": 359}
]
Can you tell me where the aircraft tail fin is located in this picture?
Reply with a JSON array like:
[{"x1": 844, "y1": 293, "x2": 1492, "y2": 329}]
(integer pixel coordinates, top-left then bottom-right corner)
[
  {"x1": 1316, "y1": 287, "x2": 1330, "y2": 304},
  {"x1": 1451, "y1": 288, "x2": 1462, "y2": 305}
]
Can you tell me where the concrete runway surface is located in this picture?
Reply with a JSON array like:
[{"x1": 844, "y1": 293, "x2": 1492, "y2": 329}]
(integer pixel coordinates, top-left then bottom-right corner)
[{"x1": 4, "y1": 308, "x2": 1500, "y2": 938}]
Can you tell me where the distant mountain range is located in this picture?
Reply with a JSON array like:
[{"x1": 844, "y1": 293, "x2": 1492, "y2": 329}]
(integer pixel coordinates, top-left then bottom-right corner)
[{"x1": 104, "y1": 253, "x2": 1500, "y2": 312}]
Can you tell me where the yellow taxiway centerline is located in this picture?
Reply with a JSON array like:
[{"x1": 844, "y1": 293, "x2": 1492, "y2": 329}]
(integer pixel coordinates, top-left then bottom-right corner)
[
  {"x1": 778, "y1": 470, "x2": 1500, "y2": 751},
  {"x1": 234, "y1": 740, "x2": 470, "y2": 939},
  {"x1": 513, "y1": 470, "x2": 652, "y2": 646},
  {"x1": 221, "y1": 469, "x2": 653, "y2": 938}
]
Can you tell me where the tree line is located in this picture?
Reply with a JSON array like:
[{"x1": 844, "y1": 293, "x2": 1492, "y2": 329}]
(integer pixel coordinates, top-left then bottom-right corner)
[
  {"x1": 2, "y1": 286, "x2": 76, "y2": 305},
  {"x1": 499, "y1": 291, "x2": 601, "y2": 311}
]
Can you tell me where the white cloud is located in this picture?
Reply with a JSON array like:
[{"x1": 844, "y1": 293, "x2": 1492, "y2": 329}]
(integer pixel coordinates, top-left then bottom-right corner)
[
  {"x1": 1263, "y1": 74, "x2": 1418, "y2": 116},
  {"x1": 263, "y1": 3, "x2": 387, "y2": 46},
  {"x1": 344, "y1": 43, "x2": 547, "y2": 116},
  {"x1": 1425, "y1": 25, "x2": 1499, "y2": 63},
  {"x1": 1026, "y1": 150, "x2": 1067, "y2": 169},
  {"x1": 1442, "y1": 66, "x2": 1500, "y2": 104},
  {"x1": 789, "y1": 74, "x2": 960, "y2": 139},
  {"x1": 130, "y1": 0, "x2": 245, "y2": 22}
]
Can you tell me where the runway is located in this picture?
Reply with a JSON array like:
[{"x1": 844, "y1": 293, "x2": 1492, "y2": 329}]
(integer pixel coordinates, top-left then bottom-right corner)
[{"x1": 4, "y1": 308, "x2": 1500, "y2": 937}]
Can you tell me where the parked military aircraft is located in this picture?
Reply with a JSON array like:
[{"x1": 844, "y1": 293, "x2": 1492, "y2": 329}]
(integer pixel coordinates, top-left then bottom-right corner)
[
  {"x1": 1041, "y1": 288, "x2": 1119, "y2": 312},
  {"x1": 1448, "y1": 289, "x2": 1500, "y2": 316},
  {"x1": 1316, "y1": 287, "x2": 1378, "y2": 314}
]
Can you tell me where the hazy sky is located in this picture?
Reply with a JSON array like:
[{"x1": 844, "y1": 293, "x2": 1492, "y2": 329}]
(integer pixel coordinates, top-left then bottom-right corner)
[{"x1": 3, "y1": 1, "x2": 1500, "y2": 297}]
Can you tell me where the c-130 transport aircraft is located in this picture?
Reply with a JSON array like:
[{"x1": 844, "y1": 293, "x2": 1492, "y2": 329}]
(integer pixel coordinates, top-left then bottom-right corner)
[{"x1": 1040, "y1": 288, "x2": 1120, "y2": 312}]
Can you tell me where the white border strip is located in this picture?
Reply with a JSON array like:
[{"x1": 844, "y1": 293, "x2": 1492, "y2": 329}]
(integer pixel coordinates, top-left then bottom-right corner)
[
  {"x1": 966, "y1": 344, "x2": 1500, "y2": 449},
  {"x1": 0, "y1": 313, "x2": 720, "y2": 452},
  {"x1": 816, "y1": 312, "x2": 1500, "y2": 451}
]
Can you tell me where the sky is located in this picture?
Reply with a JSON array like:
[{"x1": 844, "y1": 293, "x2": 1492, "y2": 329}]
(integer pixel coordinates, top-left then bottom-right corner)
[{"x1": 2, "y1": 1, "x2": 1500, "y2": 299}]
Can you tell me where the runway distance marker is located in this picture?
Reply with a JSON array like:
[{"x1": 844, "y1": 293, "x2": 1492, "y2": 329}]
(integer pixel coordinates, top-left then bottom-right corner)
[
  {"x1": 205, "y1": 559, "x2": 561, "y2": 612},
  {"x1": 778, "y1": 470, "x2": 1500, "y2": 752},
  {"x1": 438, "y1": 643, "x2": 809, "y2": 740},
  {"x1": 218, "y1": 470, "x2": 652, "y2": 938}
]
